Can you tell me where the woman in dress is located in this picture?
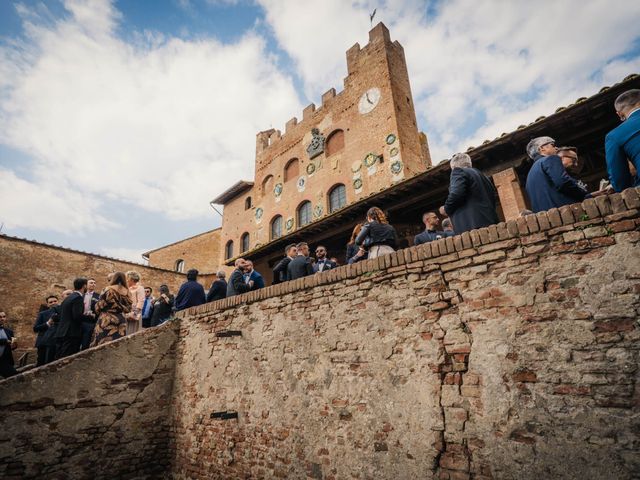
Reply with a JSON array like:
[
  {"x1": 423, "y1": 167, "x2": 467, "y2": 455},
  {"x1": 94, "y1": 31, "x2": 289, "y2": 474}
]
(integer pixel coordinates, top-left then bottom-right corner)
[
  {"x1": 126, "y1": 271, "x2": 145, "y2": 335},
  {"x1": 355, "y1": 206, "x2": 398, "y2": 259},
  {"x1": 91, "y1": 272, "x2": 132, "y2": 347}
]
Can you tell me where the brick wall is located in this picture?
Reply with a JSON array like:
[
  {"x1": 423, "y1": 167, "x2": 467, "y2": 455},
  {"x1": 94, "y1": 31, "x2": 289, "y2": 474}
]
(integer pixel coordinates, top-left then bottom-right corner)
[
  {"x1": 0, "y1": 322, "x2": 179, "y2": 479},
  {"x1": 0, "y1": 235, "x2": 189, "y2": 351},
  {"x1": 145, "y1": 228, "x2": 222, "y2": 274},
  {"x1": 3, "y1": 189, "x2": 639, "y2": 479},
  {"x1": 171, "y1": 188, "x2": 640, "y2": 479}
]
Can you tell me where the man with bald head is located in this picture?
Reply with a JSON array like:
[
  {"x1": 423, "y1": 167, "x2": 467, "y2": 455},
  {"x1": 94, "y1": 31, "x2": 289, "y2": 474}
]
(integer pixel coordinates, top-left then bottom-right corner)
[
  {"x1": 606, "y1": 89, "x2": 640, "y2": 191},
  {"x1": 227, "y1": 258, "x2": 253, "y2": 297}
]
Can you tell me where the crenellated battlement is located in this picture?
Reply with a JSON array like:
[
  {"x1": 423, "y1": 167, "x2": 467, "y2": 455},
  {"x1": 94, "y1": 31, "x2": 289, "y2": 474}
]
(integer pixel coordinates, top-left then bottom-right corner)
[{"x1": 254, "y1": 22, "x2": 399, "y2": 164}]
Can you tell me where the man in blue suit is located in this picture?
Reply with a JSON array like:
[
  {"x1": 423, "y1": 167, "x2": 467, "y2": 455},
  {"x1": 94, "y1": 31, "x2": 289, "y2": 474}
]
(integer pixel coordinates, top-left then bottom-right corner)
[
  {"x1": 243, "y1": 260, "x2": 265, "y2": 290},
  {"x1": 525, "y1": 136, "x2": 591, "y2": 213},
  {"x1": 605, "y1": 89, "x2": 640, "y2": 192}
]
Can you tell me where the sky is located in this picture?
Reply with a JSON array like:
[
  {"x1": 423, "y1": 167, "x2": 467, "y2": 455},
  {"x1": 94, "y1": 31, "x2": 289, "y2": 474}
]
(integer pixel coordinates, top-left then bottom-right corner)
[{"x1": 0, "y1": 0, "x2": 639, "y2": 263}]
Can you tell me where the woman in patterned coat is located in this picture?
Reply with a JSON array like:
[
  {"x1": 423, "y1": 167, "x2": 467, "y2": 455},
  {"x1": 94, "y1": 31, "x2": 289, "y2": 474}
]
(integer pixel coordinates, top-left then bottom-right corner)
[{"x1": 91, "y1": 272, "x2": 132, "y2": 347}]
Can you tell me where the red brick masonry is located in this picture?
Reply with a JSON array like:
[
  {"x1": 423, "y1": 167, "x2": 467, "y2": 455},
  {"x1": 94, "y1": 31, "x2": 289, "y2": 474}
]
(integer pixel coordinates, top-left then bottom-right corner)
[{"x1": 2, "y1": 188, "x2": 639, "y2": 479}]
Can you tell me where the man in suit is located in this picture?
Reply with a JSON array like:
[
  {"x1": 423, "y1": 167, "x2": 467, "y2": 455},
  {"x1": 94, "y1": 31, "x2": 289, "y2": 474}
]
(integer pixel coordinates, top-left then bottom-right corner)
[
  {"x1": 0, "y1": 310, "x2": 18, "y2": 378},
  {"x1": 175, "y1": 269, "x2": 206, "y2": 311},
  {"x1": 33, "y1": 294, "x2": 59, "y2": 366},
  {"x1": 606, "y1": 89, "x2": 640, "y2": 192},
  {"x1": 313, "y1": 246, "x2": 337, "y2": 273},
  {"x1": 272, "y1": 244, "x2": 297, "y2": 284},
  {"x1": 525, "y1": 136, "x2": 591, "y2": 213},
  {"x1": 206, "y1": 271, "x2": 228, "y2": 302},
  {"x1": 141, "y1": 287, "x2": 155, "y2": 328},
  {"x1": 440, "y1": 153, "x2": 499, "y2": 234},
  {"x1": 415, "y1": 211, "x2": 454, "y2": 246},
  {"x1": 55, "y1": 278, "x2": 92, "y2": 359},
  {"x1": 244, "y1": 260, "x2": 265, "y2": 290},
  {"x1": 287, "y1": 242, "x2": 314, "y2": 281},
  {"x1": 80, "y1": 278, "x2": 100, "y2": 349},
  {"x1": 227, "y1": 259, "x2": 253, "y2": 297}
]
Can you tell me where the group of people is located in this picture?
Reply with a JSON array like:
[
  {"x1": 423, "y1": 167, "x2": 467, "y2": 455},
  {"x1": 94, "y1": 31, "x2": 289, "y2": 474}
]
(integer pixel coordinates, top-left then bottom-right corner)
[{"x1": 1, "y1": 271, "x2": 176, "y2": 377}]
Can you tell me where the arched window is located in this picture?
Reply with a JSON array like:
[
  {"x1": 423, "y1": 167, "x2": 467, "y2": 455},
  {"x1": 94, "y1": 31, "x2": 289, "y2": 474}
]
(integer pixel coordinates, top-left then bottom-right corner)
[
  {"x1": 241, "y1": 232, "x2": 250, "y2": 253},
  {"x1": 245, "y1": 197, "x2": 252, "y2": 210},
  {"x1": 271, "y1": 215, "x2": 283, "y2": 240},
  {"x1": 297, "y1": 201, "x2": 312, "y2": 227},
  {"x1": 325, "y1": 129, "x2": 345, "y2": 156},
  {"x1": 175, "y1": 259, "x2": 185, "y2": 273},
  {"x1": 284, "y1": 158, "x2": 299, "y2": 182},
  {"x1": 225, "y1": 240, "x2": 234, "y2": 260},
  {"x1": 328, "y1": 184, "x2": 347, "y2": 213},
  {"x1": 262, "y1": 175, "x2": 274, "y2": 195}
]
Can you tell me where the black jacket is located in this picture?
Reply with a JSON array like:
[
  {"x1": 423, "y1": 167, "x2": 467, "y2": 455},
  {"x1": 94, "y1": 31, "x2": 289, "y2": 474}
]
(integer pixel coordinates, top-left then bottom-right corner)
[
  {"x1": 355, "y1": 222, "x2": 398, "y2": 249},
  {"x1": 444, "y1": 167, "x2": 499, "y2": 234},
  {"x1": 55, "y1": 292, "x2": 90, "y2": 339},
  {"x1": 287, "y1": 255, "x2": 314, "y2": 281},
  {"x1": 227, "y1": 269, "x2": 252, "y2": 297},
  {"x1": 33, "y1": 308, "x2": 57, "y2": 348},
  {"x1": 272, "y1": 257, "x2": 293, "y2": 284},
  {"x1": 150, "y1": 294, "x2": 174, "y2": 325},
  {"x1": 414, "y1": 230, "x2": 454, "y2": 246},
  {"x1": 313, "y1": 258, "x2": 337, "y2": 273},
  {"x1": 206, "y1": 280, "x2": 228, "y2": 302},
  {"x1": 0, "y1": 327, "x2": 15, "y2": 367}
]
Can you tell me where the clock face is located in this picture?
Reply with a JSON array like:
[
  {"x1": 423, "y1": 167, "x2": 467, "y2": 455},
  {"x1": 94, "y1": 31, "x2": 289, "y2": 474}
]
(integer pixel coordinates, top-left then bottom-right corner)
[{"x1": 358, "y1": 87, "x2": 381, "y2": 114}]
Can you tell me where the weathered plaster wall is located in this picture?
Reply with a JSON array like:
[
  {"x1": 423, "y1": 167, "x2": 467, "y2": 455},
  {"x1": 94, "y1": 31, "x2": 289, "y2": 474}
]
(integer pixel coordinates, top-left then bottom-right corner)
[
  {"x1": 2, "y1": 190, "x2": 639, "y2": 480},
  {"x1": 170, "y1": 189, "x2": 640, "y2": 479},
  {"x1": 0, "y1": 322, "x2": 179, "y2": 480}
]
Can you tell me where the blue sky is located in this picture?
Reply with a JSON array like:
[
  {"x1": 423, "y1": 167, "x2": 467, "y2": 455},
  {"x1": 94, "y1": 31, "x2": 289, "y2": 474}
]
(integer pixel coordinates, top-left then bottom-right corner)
[{"x1": 1, "y1": 0, "x2": 639, "y2": 263}]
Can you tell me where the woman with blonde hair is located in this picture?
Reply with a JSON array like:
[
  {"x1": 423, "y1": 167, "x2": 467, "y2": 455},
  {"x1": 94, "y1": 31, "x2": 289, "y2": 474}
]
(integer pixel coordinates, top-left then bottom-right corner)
[
  {"x1": 91, "y1": 272, "x2": 132, "y2": 347},
  {"x1": 355, "y1": 206, "x2": 398, "y2": 259},
  {"x1": 125, "y1": 271, "x2": 145, "y2": 334}
]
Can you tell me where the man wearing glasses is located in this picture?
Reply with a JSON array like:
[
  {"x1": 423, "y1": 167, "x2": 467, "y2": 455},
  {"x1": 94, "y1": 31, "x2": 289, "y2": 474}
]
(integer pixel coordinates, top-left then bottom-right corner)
[{"x1": 525, "y1": 136, "x2": 591, "y2": 213}]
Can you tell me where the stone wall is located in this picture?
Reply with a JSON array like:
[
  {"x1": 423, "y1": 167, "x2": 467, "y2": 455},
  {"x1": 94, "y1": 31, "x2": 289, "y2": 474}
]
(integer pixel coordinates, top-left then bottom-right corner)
[
  {"x1": 170, "y1": 189, "x2": 640, "y2": 479},
  {"x1": 0, "y1": 322, "x2": 179, "y2": 479},
  {"x1": 2, "y1": 190, "x2": 639, "y2": 479},
  {"x1": 0, "y1": 235, "x2": 189, "y2": 352},
  {"x1": 144, "y1": 228, "x2": 222, "y2": 274}
]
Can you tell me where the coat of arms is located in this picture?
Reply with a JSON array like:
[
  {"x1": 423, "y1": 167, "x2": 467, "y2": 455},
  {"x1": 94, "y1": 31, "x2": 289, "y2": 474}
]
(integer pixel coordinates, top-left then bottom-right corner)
[{"x1": 306, "y1": 128, "x2": 325, "y2": 159}]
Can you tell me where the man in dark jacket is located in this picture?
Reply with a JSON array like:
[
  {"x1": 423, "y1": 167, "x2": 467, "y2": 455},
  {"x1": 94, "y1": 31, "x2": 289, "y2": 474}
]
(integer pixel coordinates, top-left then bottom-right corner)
[
  {"x1": 227, "y1": 259, "x2": 253, "y2": 297},
  {"x1": 244, "y1": 261, "x2": 265, "y2": 289},
  {"x1": 440, "y1": 153, "x2": 499, "y2": 234},
  {"x1": 605, "y1": 89, "x2": 640, "y2": 192},
  {"x1": 175, "y1": 269, "x2": 206, "y2": 311},
  {"x1": 206, "y1": 271, "x2": 228, "y2": 302},
  {"x1": 287, "y1": 242, "x2": 314, "y2": 281},
  {"x1": 415, "y1": 211, "x2": 454, "y2": 245},
  {"x1": 33, "y1": 294, "x2": 59, "y2": 366},
  {"x1": 313, "y1": 246, "x2": 337, "y2": 273},
  {"x1": 55, "y1": 278, "x2": 92, "y2": 359},
  {"x1": 0, "y1": 310, "x2": 18, "y2": 378},
  {"x1": 272, "y1": 244, "x2": 297, "y2": 284},
  {"x1": 525, "y1": 136, "x2": 591, "y2": 213}
]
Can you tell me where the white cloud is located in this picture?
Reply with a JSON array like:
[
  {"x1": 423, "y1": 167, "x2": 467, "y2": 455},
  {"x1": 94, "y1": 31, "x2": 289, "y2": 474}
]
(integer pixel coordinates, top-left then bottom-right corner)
[
  {"x1": 99, "y1": 246, "x2": 149, "y2": 264},
  {"x1": 0, "y1": 0, "x2": 302, "y2": 232},
  {"x1": 0, "y1": 168, "x2": 118, "y2": 233},
  {"x1": 259, "y1": 0, "x2": 640, "y2": 160}
]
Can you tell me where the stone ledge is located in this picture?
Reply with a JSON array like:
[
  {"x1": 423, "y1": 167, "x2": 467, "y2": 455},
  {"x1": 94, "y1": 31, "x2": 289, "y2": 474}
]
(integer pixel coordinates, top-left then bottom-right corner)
[{"x1": 175, "y1": 188, "x2": 640, "y2": 319}]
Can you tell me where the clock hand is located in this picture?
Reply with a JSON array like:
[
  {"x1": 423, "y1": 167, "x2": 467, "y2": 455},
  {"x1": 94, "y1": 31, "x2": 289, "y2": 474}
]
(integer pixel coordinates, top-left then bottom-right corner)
[{"x1": 366, "y1": 92, "x2": 373, "y2": 104}]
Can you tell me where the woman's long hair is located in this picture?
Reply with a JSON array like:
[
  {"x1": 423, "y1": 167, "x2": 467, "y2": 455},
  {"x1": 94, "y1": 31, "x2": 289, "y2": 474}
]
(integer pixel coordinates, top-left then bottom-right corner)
[
  {"x1": 348, "y1": 223, "x2": 364, "y2": 245},
  {"x1": 366, "y1": 206, "x2": 388, "y2": 224},
  {"x1": 110, "y1": 272, "x2": 127, "y2": 288}
]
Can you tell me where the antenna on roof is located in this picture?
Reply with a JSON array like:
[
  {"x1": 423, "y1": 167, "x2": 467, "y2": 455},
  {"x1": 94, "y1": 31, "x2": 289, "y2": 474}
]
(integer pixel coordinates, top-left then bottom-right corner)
[{"x1": 369, "y1": 8, "x2": 377, "y2": 27}]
